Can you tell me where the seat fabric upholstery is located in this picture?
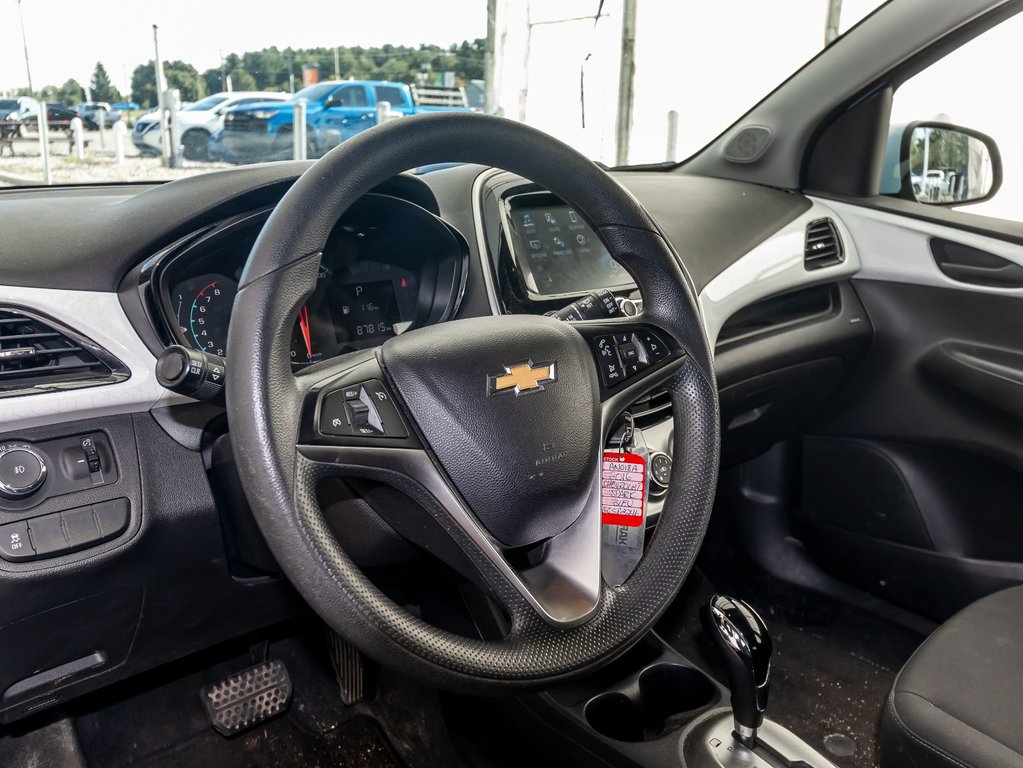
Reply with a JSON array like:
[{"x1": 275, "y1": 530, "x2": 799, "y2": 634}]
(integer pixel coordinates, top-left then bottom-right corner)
[{"x1": 881, "y1": 584, "x2": 1023, "y2": 768}]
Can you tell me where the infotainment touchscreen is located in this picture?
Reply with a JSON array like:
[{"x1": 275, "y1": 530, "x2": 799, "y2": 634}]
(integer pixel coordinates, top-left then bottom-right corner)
[{"x1": 506, "y1": 204, "x2": 635, "y2": 298}]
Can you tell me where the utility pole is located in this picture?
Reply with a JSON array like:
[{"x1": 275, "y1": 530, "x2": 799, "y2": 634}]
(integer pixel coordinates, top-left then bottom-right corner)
[
  {"x1": 16, "y1": 0, "x2": 34, "y2": 95},
  {"x1": 484, "y1": 0, "x2": 496, "y2": 114},
  {"x1": 153, "y1": 24, "x2": 171, "y2": 166},
  {"x1": 333, "y1": 47, "x2": 340, "y2": 81},
  {"x1": 220, "y1": 49, "x2": 227, "y2": 92},
  {"x1": 614, "y1": 0, "x2": 637, "y2": 167},
  {"x1": 825, "y1": 0, "x2": 843, "y2": 46}
]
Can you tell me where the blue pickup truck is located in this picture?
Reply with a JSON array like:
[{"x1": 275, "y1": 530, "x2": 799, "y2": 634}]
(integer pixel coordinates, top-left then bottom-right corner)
[{"x1": 210, "y1": 80, "x2": 469, "y2": 164}]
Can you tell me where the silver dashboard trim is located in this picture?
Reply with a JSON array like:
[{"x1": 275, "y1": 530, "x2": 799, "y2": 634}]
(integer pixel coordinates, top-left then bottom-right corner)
[
  {"x1": 699, "y1": 199, "x2": 860, "y2": 346},
  {"x1": 470, "y1": 166, "x2": 511, "y2": 315},
  {"x1": 820, "y1": 197, "x2": 1023, "y2": 296},
  {"x1": 0, "y1": 287, "x2": 191, "y2": 433}
]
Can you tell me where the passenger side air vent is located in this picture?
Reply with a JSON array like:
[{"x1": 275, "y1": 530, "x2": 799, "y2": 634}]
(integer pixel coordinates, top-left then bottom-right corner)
[
  {"x1": 0, "y1": 308, "x2": 128, "y2": 396},
  {"x1": 804, "y1": 218, "x2": 844, "y2": 270}
]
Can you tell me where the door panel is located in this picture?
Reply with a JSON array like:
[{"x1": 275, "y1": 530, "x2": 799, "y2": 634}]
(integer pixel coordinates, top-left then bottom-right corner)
[{"x1": 795, "y1": 204, "x2": 1023, "y2": 621}]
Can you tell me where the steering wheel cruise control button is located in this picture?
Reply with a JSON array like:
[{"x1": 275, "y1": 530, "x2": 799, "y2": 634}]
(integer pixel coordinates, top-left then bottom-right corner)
[
  {"x1": 319, "y1": 379, "x2": 408, "y2": 439},
  {"x1": 0, "y1": 445, "x2": 47, "y2": 500},
  {"x1": 0, "y1": 521, "x2": 35, "y2": 562}
]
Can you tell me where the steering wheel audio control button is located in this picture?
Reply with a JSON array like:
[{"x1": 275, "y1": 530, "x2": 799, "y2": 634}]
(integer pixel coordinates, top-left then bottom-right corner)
[
  {"x1": 0, "y1": 445, "x2": 47, "y2": 500},
  {"x1": 637, "y1": 330, "x2": 669, "y2": 362},
  {"x1": 594, "y1": 336, "x2": 627, "y2": 387}
]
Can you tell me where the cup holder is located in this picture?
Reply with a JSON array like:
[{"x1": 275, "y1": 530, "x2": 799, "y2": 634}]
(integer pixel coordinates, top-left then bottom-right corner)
[{"x1": 584, "y1": 663, "x2": 717, "y2": 743}]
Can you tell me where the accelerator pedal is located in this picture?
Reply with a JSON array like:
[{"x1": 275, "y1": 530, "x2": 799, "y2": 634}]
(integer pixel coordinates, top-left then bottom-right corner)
[
  {"x1": 329, "y1": 631, "x2": 366, "y2": 705},
  {"x1": 200, "y1": 660, "x2": 293, "y2": 736}
]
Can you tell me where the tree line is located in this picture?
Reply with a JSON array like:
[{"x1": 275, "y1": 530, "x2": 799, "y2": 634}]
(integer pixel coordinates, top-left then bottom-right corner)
[{"x1": 16, "y1": 41, "x2": 486, "y2": 108}]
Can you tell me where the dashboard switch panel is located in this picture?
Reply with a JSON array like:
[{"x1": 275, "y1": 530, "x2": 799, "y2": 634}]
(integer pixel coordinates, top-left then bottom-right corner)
[
  {"x1": 0, "y1": 521, "x2": 34, "y2": 562},
  {"x1": 93, "y1": 498, "x2": 131, "y2": 541},
  {"x1": 0, "y1": 433, "x2": 116, "y2": 512},
  {"x1": 0, "y1": 445, "x2": 47, "y2": 500},
  {"x1": 27, "y1": 514, "x2": 67, "y2": 558},
  {"x1": 0, "y1": 498, "x2": 131, "y2": 563}
]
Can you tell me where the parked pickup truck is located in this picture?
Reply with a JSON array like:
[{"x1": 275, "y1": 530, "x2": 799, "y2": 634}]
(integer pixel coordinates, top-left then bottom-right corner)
[{"x1": 212, "y1": 80, "x2": 470, "y2": 164}]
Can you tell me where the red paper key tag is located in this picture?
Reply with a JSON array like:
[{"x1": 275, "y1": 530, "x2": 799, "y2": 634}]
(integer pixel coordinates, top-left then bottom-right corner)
[{"x1": 601, "y1": 451, "x2": 646, "y2": 527}]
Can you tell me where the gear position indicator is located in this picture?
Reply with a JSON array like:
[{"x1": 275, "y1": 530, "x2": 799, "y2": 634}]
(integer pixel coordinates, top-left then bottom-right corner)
[{"x1": 600, "y1": 450, "x2": 647, "y2": 587}]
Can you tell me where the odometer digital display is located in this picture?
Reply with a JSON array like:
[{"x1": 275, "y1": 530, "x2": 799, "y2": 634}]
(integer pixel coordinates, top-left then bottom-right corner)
[{"x1": 328, "y1": 266, "x2": 418, "y2": 352}]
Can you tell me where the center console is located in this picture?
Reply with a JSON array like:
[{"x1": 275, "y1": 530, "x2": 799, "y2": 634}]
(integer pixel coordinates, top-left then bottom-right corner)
[{"x1": 477, "y1": 595, "x2": 838, "y2": 768}]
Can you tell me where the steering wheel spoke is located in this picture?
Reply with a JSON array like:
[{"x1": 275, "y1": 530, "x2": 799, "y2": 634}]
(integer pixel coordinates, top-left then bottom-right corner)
[
  {"x1": 296, "y1": 439, "x2": 602, "y2": 627},
  {"x1": 294, "y1": 343, "x2": 604, "y2": 627}
]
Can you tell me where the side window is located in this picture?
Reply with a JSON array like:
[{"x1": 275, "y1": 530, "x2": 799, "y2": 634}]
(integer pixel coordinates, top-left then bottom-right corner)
[
  {"x1": 374, "y1": 86, "x2": 405, "y2": 107},
  {"x1": 886, "y1": 11, "x2": 1022, "y2": 223},
  {"x1": 333, "y1": 87, "x2": 368, "y2": 108}
]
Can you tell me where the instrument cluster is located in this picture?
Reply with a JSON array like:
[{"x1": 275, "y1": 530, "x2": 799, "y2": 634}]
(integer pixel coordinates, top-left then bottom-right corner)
[{"x1": 150, "y1": 193, "x2": 467, "y2": 370}]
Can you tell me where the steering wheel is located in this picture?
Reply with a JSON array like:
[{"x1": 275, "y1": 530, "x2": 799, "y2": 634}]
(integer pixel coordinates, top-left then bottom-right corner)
[{"x1": 227, "y1": 112, "x2": 720, "y2": 692}]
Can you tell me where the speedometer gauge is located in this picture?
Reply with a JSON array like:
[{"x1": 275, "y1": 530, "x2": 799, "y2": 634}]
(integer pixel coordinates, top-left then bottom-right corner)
[{"x1": 171, "y1": 273, "x2": 238, "y2": 357}]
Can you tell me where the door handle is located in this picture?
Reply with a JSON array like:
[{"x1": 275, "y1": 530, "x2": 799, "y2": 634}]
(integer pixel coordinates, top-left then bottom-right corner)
[
  {"x1": 920, "y1": 341, "x2": 1023, "y2": 420},
  {"x1": 931, "y1": 238, "x2": 1023, "y2": 288}
]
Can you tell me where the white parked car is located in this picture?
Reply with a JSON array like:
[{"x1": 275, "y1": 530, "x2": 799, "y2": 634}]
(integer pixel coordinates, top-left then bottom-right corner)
[{"x1": 132, "y1": 91, "x2": 286, "y2": 161}]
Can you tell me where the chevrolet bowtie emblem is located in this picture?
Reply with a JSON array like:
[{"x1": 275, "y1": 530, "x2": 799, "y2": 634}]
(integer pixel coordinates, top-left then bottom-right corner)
[{"x1": 487, "y1": 360, "x2": 557, "y2": 397}]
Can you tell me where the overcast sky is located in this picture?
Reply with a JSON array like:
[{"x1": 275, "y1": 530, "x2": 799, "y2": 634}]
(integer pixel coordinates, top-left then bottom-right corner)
[{"x1": 0, "y1": 1, "x2": 489, "y2": 93}]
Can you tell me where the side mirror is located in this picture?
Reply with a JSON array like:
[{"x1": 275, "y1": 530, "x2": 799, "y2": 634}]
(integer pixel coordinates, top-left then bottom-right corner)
[{"x1": 895, "y1": 122, "x2": 1002, "y2": 206}]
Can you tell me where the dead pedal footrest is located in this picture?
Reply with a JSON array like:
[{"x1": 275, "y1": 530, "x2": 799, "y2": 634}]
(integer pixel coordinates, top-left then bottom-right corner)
[{"x1": 200, "y1": 660, "x2": 293, "y2": 736}]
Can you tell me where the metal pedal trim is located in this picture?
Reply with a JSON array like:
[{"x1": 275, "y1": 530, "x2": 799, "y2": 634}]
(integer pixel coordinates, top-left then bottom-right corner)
[{"x1": 200, "y1": 659, "x2": 292, "y2": 737}]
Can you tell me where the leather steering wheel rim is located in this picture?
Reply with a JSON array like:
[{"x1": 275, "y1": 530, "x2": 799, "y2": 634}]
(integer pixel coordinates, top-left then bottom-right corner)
[{"x1": 227, "y1": 112, "x2": 720, "y2": 692}]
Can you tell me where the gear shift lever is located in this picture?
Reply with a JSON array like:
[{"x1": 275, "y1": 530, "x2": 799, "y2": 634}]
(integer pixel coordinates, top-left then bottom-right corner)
[{"x1": 702, "y1": 594, "x2": 772, "y2": 747}]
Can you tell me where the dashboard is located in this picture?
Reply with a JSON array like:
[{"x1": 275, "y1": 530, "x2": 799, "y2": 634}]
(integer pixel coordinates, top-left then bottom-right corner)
[
  {"x1": 145, "y1": 193, "x2": 468, "y2": 369},
  {"x1": 0, "y1": 161, "x2": 868, "y2": 725}
]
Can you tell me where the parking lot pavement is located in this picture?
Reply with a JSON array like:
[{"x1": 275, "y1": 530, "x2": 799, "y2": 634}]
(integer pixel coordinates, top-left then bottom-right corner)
[
  {"x1": 0, "y1": 127, "x2": 237, "y2": 185},
  {"x1": 1, "y1": 128, "x2": 144, "y2": 158}
]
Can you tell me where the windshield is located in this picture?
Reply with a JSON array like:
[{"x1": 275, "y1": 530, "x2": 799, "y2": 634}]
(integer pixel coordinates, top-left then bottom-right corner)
[{"x1": 0, "y1": 0, "x2": 884, "y2": 185}]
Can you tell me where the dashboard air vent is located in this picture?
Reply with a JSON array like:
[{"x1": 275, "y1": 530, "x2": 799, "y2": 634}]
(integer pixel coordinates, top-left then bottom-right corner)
[
  {"x1": 804, "y1": 218, "x2": 844, "y2": 270},
  {"x1": 0, "y1": 308, "x2": 127, "y2": 396}
]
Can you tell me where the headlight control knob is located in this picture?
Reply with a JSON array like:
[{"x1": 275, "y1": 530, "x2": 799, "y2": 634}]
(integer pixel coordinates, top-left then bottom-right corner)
[{"x1": 0, "y1": 444, "x2": 47, "y2": 500}]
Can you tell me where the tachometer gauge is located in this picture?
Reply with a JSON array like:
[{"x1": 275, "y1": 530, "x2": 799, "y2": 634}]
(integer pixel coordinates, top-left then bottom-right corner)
[
  {"x1": 172, "y1": 274, "x2": 238, "y2": 357},
  {"x1": 289, "y1": 263, "x2": 334, "y2": 367},
  {"x1": 290, "y1": 305, "x2": 328, "y2": 367}
]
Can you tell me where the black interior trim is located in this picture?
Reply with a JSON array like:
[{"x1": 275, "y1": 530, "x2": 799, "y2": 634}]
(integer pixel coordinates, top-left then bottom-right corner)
[{"x1": 930, "y1": 238, "x2": 1023, "y2": 287}]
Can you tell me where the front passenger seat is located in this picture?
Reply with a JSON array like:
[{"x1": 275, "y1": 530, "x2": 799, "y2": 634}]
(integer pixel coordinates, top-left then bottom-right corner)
[{"x1": 881, "y1": 585, "x2": 1023, "y2": 767}]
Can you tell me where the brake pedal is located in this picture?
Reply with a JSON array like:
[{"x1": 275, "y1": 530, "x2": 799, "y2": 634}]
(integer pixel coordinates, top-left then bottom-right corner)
[{"x1": 200, "y1": 660, "x2": 293, "y2": 736}]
